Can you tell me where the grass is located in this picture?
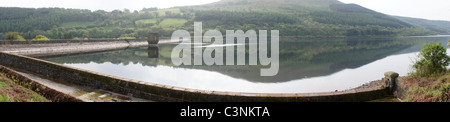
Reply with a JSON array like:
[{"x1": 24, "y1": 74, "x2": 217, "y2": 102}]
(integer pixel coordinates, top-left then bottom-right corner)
[
  {"x1": 0, "y1": 79, "x2": 8, "y2": 87},
  {"x1": 372, "y1": 97, "x2": 401, "y2": 102},
  {"x1": 136, "y1": 18, "x2": 187, "y2": 28},
  {"x1": 159, "y1": 18, "x2": 187, "y2": 28},
  {"x1": 0, "y1": 78, "x2": 10, "y2": 102},
  {"x1": 0, "y1": 73, "x2": 50, "y2": 102},
  {"x1": 0, "y1": 95, "x2": 10, "y2": 102},
  {"x1": 136, "y1": 18, "x2": 158, "y2": 25},
  {"x1": 403, "y1": 71, "x2": 450, "y2": 102},
  {"x1": 119, "y1": 37, "x2": 136, "y2": 39},
  {"x1": 102, "y1": 25, "x2": 120, "y2": 31}
]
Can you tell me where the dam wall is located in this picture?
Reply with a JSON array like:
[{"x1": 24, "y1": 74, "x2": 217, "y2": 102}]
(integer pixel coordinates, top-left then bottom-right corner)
[
  {"x1": 0, "y1": 39, "x2": 173, "y2": 57},
  {"x1": 0, "y1": 51, "x2": 392, "y2": 102}
]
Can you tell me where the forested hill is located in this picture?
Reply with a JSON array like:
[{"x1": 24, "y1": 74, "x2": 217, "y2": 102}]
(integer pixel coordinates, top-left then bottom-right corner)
[
  {"x1": 0, "y1": 0, "x2": 447, "y2": 40},
  {"x1": 189, "y1": 0, "x2": 430, "y2": 36},
  {"x1": 394, "y1": 16, "x2": 450, "y2": 34},
  {"x1": 204, "y1": 0, "x2": 341, "y2": 8}
]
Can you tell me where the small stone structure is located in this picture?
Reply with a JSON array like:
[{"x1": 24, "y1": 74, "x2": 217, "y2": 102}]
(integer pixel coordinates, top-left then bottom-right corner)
[
  {"x1": 383, "y1": 71, "x2": 399, "y2": 94},
  {"x1": 147, "y1": 47, "x2": 159, "y2": 58},
  {"x1": 0, "y1": 39, "x2": 170, "y2": 57},
  {"x1": 0, "y1": 40, "x2": 145, "y2": 57},
  {"x1": 147, "y1": 33, "x2": 159, "y2": 46}
]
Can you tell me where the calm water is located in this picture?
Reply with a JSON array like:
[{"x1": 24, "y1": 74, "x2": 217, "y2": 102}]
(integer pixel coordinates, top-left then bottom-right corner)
[{"x1": 44, "y1": 36, "x2": 450, "y2": 93}]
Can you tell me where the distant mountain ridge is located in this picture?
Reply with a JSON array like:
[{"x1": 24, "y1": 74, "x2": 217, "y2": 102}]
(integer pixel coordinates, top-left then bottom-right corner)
[
  {"x1": 187, "y1": 0, "x2": 428, "y2": 36},
  {"x1": 394, "y1": 16, "x2": 450, "y2": 34},
  {"x1": 206, "y1": 0, "x2": 342, "y2": 7}
]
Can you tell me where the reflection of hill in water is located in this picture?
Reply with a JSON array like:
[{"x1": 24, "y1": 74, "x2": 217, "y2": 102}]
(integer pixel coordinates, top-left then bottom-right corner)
[{"x1": 45, "y1": 37, "x2": 435, "y2": 83}]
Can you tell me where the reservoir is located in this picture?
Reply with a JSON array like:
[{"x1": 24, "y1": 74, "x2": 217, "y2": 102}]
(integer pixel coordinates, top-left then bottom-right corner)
[{"x1": 43, "y1": 36, "x2": 450, "y2": 93}]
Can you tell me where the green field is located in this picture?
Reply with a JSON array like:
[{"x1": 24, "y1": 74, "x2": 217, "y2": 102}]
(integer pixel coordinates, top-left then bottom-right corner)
[
  {"x1": 159, "y1": 18, "x2": 187, "y2": 27},
  {"x1": 103, "y1": 24, "x2": 120, "y2": 31},
  {"x1": 136, "y1": 18, "x2": 158, "y2": 25},
  {"x1": 136, "y1": 18, "x2": 187, "y2": 28},
  {"x1": 157, "y1": 8, "x2": 182, "y2": 16}
]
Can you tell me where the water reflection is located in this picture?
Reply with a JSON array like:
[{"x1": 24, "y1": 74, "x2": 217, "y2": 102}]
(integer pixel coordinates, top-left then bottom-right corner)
[
  {"x1": 43, "y1": 36, "x2": 450, "y2": 93},
  {"x1": 147, "y1": 46, "x2": 159, "y2": 58}
]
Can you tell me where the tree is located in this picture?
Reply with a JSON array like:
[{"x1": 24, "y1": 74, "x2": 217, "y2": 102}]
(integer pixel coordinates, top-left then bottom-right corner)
[
  {"x1": 411, "y1": 42, "x2": 450, "y2": 77},
  {"x1": 32, "y1": 35, "x2": 50, "y2": 41},
  {"x1": 5, "y1": 32, "x2": 19, "y2": 41},
  {"x1": 123, "y1": 9, "x2": 131, "y2": 14},
  {"x1": 16, "y1": 35, "x2": 25, "y2": 41},
  {"x1": 4, "y1": 32, "x2": 25, "y2": 41},
  {"x1": 63, "y1": 32, "x2": 73, "y2": 39}
]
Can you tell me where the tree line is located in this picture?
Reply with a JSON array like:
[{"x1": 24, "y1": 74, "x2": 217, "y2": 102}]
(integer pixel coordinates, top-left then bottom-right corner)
[{"x1": 0, "y1": 4, "x2": 436, "y2": 40}]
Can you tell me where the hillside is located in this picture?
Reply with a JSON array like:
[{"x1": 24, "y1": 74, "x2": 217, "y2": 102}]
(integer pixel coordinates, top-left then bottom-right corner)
[
  {"x1": 0, "y1": 0, "x2": 445, "y2": 40},
  {"x1": 394, "y1": 16, "x2": 450, "y2": 34},
  {"x1": 188, "y1": 0, "x2": 428, "y2": 37},
  {"x1": 202, "y1": 0, "x2": 340, "y2": 10},
  {"x1": 0, "y1": 7, "x2": 188, "y2": 39}
]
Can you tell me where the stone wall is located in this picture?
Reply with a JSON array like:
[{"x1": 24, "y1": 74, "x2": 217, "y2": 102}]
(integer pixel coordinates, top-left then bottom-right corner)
[
  {"x1": 380, "y1": 71, "x2": 412, "y2": 101},
  {"x1": 0, "y1": 65, "x2": 83, "y2": 102},
  {"x1": 0, "y1": 51, "x2": 392, "y2": 102},
  {"x1": 0, "y1": 39, "x2": 136, "y2": 45},
  {"x1": 394, "y1": 77, "x2": 408, "y2": 100},
  {"x1": 0, "y1": 38, "x2": 172, "y2": 45},
  {"x1": 0, "y1": 39, "x2": 173, "y2": 57}
]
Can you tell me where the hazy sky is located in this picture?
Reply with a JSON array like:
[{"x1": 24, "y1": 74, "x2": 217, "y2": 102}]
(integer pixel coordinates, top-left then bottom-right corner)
[
  {"x1": 1, "y1": 0, "x2": 450, "y2": 21},
  {"x1": 339, "y1": 0, "x2": 450, "y2": 21},
  {"x1": 0, "y1": 0, "x2": 221, "y2": 11}
]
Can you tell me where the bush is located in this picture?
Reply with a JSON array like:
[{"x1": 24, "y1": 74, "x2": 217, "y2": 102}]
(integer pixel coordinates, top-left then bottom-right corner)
[
  {"x1": 4, "y1": 32, "x2": 25, "y2": 41},
  {"x1": 411, "y1": 42, "x2": 450, "y2": 77},
  {"x1": 5, "y1": 32, "x2": 18, "y2": 40},
  {"x1": 32, "y1": 35, "x2": 50, "y2": 41},
  {"x1": 16, "y1": 35, "x2": 25, "y2": 41}
]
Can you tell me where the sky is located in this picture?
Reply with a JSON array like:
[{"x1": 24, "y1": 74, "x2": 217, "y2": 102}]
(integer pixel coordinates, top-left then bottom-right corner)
[
  {"x1": 339, "y1": 0, "x2": 450, "y2": 21},
  {"x1": 1, "y1": 0, "x2": 450, "y2": 21},
  {"x1": 0, "y1": 0, "x2": 221, "y2": 11}
]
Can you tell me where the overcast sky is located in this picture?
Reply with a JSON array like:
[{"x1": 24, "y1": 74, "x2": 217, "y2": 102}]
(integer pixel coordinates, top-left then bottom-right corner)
[
  {"x1": 1, "y1": 0, "x2": 450, "y2": 21},
  {"x1": 0, "y1": 0, "x2": 220, "y2": 11},
  {"x1": 339, "y1": 0, "x2": 450, "y2": 21}
]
